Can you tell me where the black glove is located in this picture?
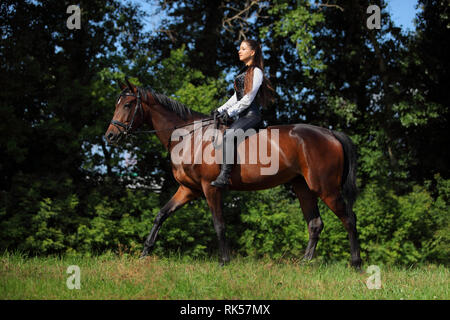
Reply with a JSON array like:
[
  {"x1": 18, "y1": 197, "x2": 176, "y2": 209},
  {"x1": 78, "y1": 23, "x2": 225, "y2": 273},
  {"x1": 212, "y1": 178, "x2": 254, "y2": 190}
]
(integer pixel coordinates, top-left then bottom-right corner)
[
  {"x1": 210, "y1": 109, "x2": 220, "y2": 118},
  {"x1": 218, "y1": 111, "x2": 229, "y2": 123}
]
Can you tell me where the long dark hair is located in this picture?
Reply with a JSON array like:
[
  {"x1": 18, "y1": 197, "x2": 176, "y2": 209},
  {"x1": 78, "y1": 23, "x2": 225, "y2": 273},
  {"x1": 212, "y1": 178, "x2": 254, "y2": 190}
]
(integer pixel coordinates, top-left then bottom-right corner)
[{"x1": 241, "y1": 39, "x2": 275, "y2": 108}]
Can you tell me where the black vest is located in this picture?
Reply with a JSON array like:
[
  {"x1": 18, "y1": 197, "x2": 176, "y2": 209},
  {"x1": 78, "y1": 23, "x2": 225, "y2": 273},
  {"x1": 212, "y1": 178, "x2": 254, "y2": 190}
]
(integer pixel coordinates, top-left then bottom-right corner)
[{"x1": 233, "y1": 66, "x2": 262, "y2": 117}]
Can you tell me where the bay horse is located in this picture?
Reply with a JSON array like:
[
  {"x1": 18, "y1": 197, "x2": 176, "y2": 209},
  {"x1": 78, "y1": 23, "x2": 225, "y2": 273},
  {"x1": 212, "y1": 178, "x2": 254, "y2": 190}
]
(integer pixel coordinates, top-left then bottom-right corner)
[{"x1": 104, "y1": 80, "x2": 362, "y2": 269}]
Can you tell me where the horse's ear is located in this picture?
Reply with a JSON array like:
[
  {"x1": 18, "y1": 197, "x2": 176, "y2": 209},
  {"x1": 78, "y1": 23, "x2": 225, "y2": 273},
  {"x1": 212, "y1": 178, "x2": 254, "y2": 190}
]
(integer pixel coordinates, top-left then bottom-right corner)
[
  {"x1": 118, "y1": 81, "x2": 127, "y2": 91},
  {"x1": 125, "y1": 76, "x2": 137, "y2": 93}
]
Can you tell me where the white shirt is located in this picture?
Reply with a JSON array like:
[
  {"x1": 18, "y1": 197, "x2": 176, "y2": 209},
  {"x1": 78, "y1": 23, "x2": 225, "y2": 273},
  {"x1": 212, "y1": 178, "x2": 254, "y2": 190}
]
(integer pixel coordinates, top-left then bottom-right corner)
[{"x1": 217, "y1": 67, "x2": 263, "y2": 117}]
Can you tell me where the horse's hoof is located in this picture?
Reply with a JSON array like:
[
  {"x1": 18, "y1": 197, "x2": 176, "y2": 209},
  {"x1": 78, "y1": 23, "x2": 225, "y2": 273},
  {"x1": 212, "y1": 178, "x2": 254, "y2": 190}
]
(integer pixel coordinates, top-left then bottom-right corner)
[
  {"x1": 219, "y1": 259, "x2": 230, "y2": 267},
  {"x1": 351, "y1": 263, "x2": 363, "y2": 273},
  {"x1": 301, "y1": 253, "x2": 314, "y2": 263},
  {"x1": 139, "y1": 250, "x2": 149, "y2": 260},
  {"x1": 351, "y1": 258, "x2": 362, "y2": 271}
]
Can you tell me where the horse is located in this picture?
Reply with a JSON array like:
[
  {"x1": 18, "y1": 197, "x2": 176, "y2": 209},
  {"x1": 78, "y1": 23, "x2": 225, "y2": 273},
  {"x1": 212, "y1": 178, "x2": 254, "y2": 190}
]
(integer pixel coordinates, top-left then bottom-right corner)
[{"x1": 104, "y1": 79, "x2": 362, "y2": 269}]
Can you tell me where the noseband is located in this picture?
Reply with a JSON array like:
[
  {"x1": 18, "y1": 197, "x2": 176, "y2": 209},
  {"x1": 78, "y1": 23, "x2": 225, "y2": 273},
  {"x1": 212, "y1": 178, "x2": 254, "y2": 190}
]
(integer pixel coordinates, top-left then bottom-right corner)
[{"x1": 110, "y1": 89, "x2": 144, "y2": 136}]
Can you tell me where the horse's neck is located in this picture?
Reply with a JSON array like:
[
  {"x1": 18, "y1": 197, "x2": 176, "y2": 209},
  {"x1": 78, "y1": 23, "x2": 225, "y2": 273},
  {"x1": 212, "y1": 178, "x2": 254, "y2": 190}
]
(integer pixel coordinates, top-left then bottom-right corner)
[{"x1": 147, "y1": 103, "x2": 200, "y2": 150}]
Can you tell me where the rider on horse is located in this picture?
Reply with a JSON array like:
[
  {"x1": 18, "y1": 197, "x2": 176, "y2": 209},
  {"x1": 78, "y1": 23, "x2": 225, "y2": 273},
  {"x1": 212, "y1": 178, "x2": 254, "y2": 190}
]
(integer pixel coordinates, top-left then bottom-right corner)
[{"x1": 211, "y1": 39, "x2": 275, "y2": 188}]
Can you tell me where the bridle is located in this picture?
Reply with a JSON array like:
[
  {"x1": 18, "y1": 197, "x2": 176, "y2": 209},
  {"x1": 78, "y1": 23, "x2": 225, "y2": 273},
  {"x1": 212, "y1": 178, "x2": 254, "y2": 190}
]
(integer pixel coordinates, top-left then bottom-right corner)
[
  {"x1": 110, "y1": 89, "x2": 144, "y2": 136},
  {"x1": 109, "y1": 87, "x2": 222, "y2": 149}
]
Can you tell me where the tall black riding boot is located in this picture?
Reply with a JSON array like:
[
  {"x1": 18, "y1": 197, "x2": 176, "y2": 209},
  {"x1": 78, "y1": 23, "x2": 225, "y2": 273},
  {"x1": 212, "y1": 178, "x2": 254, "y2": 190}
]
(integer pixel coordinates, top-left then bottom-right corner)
[{"x1": 211, "y1": 133, "x2": 233, "y2": 188}]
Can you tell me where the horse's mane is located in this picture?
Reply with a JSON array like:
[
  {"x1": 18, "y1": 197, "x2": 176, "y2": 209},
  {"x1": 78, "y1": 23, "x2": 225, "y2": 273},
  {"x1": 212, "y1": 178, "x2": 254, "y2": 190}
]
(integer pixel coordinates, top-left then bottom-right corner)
[{"x1": 141, "y1": 87, "x2": 204, "y2": 121}]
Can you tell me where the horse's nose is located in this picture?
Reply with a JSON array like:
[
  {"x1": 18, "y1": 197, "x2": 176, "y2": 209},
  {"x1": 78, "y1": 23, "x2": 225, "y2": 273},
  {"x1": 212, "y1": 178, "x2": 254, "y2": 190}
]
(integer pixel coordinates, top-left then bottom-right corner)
[{"x1": 105, "y1": 131, "x2": 116, "y2": 144}]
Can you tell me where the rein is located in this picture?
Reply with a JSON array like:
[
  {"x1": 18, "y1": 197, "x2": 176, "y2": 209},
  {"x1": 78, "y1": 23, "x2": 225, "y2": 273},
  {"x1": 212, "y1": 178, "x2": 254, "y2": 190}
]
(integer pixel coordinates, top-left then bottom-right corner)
[
  {"x1": 110, "y1": 89, "x2": 223, "y2": 148},
  {"x1": 133, "y1": 118, "x2": 217, "y2": 136}
]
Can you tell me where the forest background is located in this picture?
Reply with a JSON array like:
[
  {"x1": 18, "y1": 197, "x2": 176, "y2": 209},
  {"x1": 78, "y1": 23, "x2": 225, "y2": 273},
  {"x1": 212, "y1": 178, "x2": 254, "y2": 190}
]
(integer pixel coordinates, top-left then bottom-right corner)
[{"x1": 0, "y1": 0, "x2": 448, "y2": 266}]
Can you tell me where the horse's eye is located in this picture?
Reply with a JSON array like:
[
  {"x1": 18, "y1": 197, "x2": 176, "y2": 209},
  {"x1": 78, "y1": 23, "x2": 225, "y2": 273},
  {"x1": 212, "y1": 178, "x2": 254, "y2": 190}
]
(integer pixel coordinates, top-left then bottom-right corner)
[{"x1": 124, "y1": 103, "x2": 132, "y2": 109}]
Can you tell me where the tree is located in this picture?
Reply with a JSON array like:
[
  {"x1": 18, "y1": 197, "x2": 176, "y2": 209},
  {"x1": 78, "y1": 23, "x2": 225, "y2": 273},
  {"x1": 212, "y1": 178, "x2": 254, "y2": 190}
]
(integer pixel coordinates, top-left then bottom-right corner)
[
  {"x1": 398, "y1": 0, "x2": 450, "y2": 181},
  {"x1": 0, "y1": 0, "x2": 149, "y2": 253}
]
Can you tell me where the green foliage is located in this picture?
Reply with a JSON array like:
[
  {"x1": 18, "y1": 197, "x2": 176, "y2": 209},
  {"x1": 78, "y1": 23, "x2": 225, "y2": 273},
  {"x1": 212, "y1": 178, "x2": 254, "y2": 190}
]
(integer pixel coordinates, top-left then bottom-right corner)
[
  {"x1": 0, "y1": 0, "x2": 448, "y2": 267},
  {"x1": 150, "y1": 46, "x2": 226, "y2": 114},
  {"x1": 24, "y1": 196, "x2": 78, "y2": 254},
  {"x1": 392, "y1": 100, "x2": 441, "y2": 128},
  {"x1": 426, "y1": 175, "x2": 450, "y2": 264},
  {"x1": 327, "y1": 96, "x2": 358, "y2": 126},
  {"x1": 237, "y1": 187, "x2": 307, "y2": 259},
  {"x1": 73, "y1": 189, "x2": 159, "y2": 256},
  {"x1": 262, "y1": 0, "x2": 325, "y2": 77}
]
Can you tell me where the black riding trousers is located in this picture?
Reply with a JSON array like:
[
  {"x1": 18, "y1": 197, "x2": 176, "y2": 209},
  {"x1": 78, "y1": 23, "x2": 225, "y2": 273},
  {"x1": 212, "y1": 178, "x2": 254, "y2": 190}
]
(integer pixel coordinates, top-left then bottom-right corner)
[{"x1": 222, "y1": 104, "x2": 262, "y2": 165}]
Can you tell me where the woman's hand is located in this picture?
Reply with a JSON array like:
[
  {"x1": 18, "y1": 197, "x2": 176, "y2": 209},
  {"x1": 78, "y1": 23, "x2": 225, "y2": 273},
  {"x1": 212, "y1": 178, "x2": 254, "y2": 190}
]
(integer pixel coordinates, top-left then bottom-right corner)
[
  {"x1": 218, "y1": 111, "x2": 230, "y2": 123},
  {"x1": 210, "y1": 109, "x2": 220, "y2": 118}
]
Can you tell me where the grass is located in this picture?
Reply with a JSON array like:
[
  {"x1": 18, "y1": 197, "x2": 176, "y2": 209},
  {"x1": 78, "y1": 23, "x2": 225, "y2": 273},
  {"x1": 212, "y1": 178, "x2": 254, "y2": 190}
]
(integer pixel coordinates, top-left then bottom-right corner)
[{"x1": 0, "y1": 252, "x2": 448, "y2": 300}]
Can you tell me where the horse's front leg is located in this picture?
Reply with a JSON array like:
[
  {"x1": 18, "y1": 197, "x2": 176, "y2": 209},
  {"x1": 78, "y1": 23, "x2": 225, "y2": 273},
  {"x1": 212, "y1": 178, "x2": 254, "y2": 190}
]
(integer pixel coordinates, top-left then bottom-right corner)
[
  {"x1": 140, "y1": 185, "x2": 200, "y2": 258},
  {"x1": 202, "y1": 181, "x2": 230, "y2": 266}
]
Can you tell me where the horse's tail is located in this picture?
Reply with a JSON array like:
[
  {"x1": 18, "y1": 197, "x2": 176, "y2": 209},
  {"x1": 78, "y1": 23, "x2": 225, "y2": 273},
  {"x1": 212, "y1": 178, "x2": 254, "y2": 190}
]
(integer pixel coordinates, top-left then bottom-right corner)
[{"x1": 332, "y1": 131, "x2": 358, "y2": 215}]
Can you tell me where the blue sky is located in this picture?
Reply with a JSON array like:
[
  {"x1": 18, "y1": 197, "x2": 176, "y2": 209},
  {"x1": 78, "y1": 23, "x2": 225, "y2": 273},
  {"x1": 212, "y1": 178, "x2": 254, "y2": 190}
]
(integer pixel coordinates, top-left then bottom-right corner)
[
  {"x1": 130, "y1": 0, "x2": 420, "y2": 33},
  {"x1": 386, "y1": 0, "x2": 419, "y2": 31}
]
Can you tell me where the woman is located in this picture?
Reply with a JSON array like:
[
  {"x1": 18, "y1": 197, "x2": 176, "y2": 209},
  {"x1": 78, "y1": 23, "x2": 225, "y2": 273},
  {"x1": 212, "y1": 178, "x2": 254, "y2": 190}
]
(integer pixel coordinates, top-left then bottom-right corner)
[{"x1": 211, "y1": 39, "x2": 275, "y2": 188}]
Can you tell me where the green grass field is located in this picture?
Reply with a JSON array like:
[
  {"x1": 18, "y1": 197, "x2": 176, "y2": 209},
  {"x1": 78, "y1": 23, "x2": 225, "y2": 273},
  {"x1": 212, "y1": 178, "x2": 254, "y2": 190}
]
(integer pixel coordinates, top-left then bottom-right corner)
[{"x1": 0, "y1": 252, "x2": 448, "y2": 300}]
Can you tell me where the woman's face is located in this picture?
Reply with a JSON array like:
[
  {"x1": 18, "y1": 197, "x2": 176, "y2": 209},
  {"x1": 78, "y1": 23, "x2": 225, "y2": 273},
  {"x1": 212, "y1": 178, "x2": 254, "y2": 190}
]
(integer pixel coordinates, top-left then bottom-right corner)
[{"x1": 238, "y1": 41, "x2": 255, "y2": 64}]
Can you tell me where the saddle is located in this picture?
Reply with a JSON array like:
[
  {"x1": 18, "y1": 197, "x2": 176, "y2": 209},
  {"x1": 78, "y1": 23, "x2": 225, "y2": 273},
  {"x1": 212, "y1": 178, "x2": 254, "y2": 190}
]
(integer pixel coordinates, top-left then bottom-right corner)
[
  {"x1": 215, "y1": 116, "x2": 267, "y2": 132},
  {"x1": 211, "y1": 114, "x2": 268, "y2": 150}
]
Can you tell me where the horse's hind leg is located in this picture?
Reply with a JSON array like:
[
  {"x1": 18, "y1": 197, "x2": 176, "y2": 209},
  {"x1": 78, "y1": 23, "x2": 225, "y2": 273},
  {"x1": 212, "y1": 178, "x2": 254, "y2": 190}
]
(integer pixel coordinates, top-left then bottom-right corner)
[
  {"x1": 291, "y1": 177, "x2": 323, "y2": 261},
  {"x1": 321, "y1": 193, "x2": 361, "y2": 269}
]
